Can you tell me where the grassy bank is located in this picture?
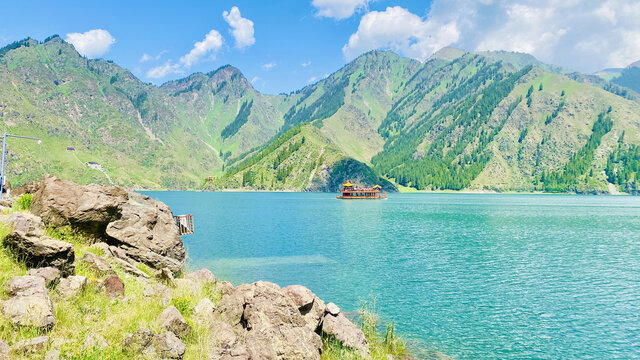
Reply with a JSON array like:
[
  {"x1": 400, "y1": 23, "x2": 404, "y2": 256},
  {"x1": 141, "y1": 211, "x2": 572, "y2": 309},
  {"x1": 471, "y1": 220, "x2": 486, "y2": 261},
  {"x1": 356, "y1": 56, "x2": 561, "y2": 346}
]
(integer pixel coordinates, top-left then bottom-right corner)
[{"x1": 0, "y1": 195, "x2": 411, "y2": 359}]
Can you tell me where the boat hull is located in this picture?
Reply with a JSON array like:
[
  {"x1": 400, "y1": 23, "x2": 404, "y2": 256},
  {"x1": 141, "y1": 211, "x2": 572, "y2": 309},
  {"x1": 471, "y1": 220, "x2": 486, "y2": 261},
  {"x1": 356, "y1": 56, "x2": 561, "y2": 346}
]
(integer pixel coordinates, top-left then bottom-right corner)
[{"x1": 336, "y1": 195, "x2": 387, "y2": 199}]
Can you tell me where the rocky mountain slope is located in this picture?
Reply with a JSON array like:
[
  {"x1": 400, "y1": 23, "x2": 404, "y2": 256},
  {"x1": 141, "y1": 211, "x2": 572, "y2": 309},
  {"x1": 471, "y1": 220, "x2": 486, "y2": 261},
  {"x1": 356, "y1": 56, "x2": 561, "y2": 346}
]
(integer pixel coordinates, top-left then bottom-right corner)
[{"x1": 2, "y1": 35, "x2": 640, "y2": 193}]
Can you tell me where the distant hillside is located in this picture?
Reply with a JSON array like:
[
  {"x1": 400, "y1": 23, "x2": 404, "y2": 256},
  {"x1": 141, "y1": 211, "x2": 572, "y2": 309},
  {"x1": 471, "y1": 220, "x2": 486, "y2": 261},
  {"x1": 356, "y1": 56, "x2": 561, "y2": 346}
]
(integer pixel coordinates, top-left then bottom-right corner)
[{"x1": 2, "y1": 36, "x2": 640, "y2": 193}]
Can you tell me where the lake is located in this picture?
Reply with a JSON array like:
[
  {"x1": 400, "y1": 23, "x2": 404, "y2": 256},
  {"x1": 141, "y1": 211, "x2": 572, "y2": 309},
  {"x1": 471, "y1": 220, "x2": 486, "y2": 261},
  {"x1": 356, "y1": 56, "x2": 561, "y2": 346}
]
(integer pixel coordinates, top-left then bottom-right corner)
[{"x1": 143, "y1": 192, "x2": 640, "y2": 359}]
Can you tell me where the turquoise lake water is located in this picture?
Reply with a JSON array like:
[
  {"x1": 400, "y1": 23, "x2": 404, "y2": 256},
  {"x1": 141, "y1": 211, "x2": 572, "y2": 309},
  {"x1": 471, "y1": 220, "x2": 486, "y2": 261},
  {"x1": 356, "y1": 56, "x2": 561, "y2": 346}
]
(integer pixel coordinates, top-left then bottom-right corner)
[{"x1": 143, "y1": 192, "x2": 640, "y2": 359}]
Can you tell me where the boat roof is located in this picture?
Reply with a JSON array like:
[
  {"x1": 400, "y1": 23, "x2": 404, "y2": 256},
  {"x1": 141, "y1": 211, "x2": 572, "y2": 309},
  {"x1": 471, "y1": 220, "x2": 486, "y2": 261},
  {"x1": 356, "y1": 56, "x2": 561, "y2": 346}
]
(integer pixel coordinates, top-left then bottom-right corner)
[{"x1": 343, "y1": 181, "x2": 354, "y2": 187}]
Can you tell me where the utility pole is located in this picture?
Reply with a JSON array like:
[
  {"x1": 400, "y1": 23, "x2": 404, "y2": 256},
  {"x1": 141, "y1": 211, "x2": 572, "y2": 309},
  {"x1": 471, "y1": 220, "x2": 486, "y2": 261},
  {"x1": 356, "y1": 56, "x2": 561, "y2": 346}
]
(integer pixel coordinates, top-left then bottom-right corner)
[{"x1": 0, "y1": 133, "x2": 42, "y2": 200}]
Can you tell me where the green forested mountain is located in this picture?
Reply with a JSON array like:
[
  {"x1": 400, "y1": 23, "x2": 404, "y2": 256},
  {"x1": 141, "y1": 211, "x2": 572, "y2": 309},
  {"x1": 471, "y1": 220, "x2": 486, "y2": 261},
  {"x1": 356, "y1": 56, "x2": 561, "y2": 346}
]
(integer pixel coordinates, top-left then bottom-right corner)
[{"x1": 2, "y1": 36, "x2": 640, "y2": 193}]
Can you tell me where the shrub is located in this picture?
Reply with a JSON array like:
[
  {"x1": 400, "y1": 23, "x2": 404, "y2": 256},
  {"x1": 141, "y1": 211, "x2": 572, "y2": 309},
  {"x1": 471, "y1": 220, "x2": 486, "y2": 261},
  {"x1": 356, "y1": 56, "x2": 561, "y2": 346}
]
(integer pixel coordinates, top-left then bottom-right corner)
[{"x1": 13, "y1": 193, "x2": 33, "y2": 211}]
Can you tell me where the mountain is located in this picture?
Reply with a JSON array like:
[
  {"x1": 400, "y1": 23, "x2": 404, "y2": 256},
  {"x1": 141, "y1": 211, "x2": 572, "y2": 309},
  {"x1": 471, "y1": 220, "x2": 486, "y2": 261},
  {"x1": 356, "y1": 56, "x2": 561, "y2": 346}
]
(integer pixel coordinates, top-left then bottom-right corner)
[{"x1": 2, "y1": 36, "x2": 640, "y2": 194}]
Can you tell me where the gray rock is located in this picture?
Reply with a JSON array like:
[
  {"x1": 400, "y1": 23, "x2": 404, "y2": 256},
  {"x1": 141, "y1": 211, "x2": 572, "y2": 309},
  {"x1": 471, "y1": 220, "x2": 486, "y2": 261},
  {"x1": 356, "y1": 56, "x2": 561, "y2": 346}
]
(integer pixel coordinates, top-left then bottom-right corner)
[
  {"x1": 13, "y1": 181, "x2": 40, "y2": 197},
  {"x1": 84, "y1": 333, "x2": 108, "y2": 349},
  {"x1": 101, "y1": 275, "x2": 125, "y2": 298},
  {"x1": 157, "y1": 306, "x2": 191, "y2": 338},
  {"x1": 186, "y1": 268, "x2": 216, "y2": 284},
  {"x1": 216, "y1": 281, "x2": 235, "y2": 295},
  {"x1": 58, "y1": 275, "x2": 88, "y2": 298},
  {"x1": 123, "y1": 327, "x2": 154, "y2": 353},
  {"x1": 143, "y1": 284, "x2": 172, "y2": 306},
  {"x1": 321, "y1": 312, "x2": 370, "y2": 357},
  {"x1": 212, "y1": 281, "x2": 322, "y2": 360},
  {"x1": 83, "y1": 252, "x2": 113, "y2": 273},
  {"x1": 2, "y1": 230, "x2": 75, "y2": 276},
  {"x1": 284, "y1": 285, "x2": 326, "y2": 332},
  {"x1": 0, "y1": 212, "x2": 44, "y2": 235},
  {"x1": 11, "y1": 336, "x2": 49, "y2": 355},
  {"x1": 27, "y1": 267, "x2": 61, "y2": 286},
  {"x1": 326, "y1": 302, "x2": 341, "y2": 316},
  {"x1": 105, "y1": 192, "x2": 185, "y2": 273},
  {"x1": 152, "y1": 332, "x2": 185, "y2": 359},
  {"x1": 2, "y1": 276, "x2": 55, "y2": 328},
  {"x1": 30, "y1": 175, "x2": 128, "y2": 237},
  {"x1": 0, "y1": 339, "x2": 9, "y2": 360},
  {"x1": 155, "y1": 267, "x2": 175, "y2": 285},
  {"x1": 194, "y1": 298, "x2": 215, "y2": 318}
]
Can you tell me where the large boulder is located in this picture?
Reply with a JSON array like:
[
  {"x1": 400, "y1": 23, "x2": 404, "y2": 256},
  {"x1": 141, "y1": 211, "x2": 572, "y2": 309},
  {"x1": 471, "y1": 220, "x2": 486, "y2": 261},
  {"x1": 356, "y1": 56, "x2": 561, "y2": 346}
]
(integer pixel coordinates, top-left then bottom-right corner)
[
  {"x1": 105, "y1": 192, "x2": 185, "y2": 273},
  {"x1": 2, "y1": 230, "x2": 75, "y2": 276},
  {"x1": 0, "y1": 212, "x2": 45, "y2": 235},
  {"x1": 30, "y1": 175, "x2": 128, "y2": 237},
  {"x1": 211, "y1": 281, "x2": 322, "y2": 360},
  {"x1": 1, "y1": 276, "x2": 55, "y2": 329},
  {"x1": 151, "y1": 332, "x2": 186, "y2": 359},
  {"x1": 11, "y1": 336, "x2": 49, "y2": 355},
  {"x1": 12, "y1": 181, "x2": 40, "y2": 197},
  {"x1": 27, "y1": 267, "x2": 61, "y2": 286}
]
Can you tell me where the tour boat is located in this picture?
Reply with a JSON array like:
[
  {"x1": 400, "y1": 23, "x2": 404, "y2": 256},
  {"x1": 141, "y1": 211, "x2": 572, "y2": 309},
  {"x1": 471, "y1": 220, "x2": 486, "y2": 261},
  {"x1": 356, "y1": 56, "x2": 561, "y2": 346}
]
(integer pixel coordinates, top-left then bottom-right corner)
[{"x1": 336, "y1": 181, "x2": 387, "y2": 199}]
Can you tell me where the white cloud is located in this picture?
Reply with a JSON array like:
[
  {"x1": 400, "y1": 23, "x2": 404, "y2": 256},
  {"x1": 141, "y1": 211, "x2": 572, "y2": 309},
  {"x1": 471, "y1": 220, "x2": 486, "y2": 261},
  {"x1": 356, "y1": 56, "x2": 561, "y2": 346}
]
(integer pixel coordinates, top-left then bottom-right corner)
[
  {"x1": 140, "y1": 50, "x2": 167, "y2": 63},
  {"x1": 180, "y1": 30, "x2": 223, "y2": 68},
  {"x1": 251, "y1": 76, "x2": 261, "y2": 84},
  {"x1": 223, "y1": 6, "x2": 255, "y2": 49},
  {"x1": 308, "y1": 76, "x2": 318, "y2": 84},
  {"x1": 302, "y1": 61, "x2": 312, "y2": 67},
  {"x1": 65, "y1": 29, "x2": 115, "y2": 58},
  {"x1": 312, "y1": 0, "x2": 371, "y2": 20},
  {"x1": 343, "y1": 1, "x2": 640, "y2": 72},
  {"x1": 343, "y1": 6, "x2": 460, "y2": 61},
  {"x1": 147, "y1": 61, "x2": 183, "y2": 79},
  {"x1": 262, "y1": 62, "x2": 276, "y2": 70}
]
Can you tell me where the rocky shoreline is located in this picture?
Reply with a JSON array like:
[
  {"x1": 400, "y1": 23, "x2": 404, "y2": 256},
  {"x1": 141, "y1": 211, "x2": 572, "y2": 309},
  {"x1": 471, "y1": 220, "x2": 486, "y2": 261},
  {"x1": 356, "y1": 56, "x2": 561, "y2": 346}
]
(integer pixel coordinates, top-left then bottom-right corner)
[{"x1": 0, "y1": 175, "x2": 406, "y2": 360}]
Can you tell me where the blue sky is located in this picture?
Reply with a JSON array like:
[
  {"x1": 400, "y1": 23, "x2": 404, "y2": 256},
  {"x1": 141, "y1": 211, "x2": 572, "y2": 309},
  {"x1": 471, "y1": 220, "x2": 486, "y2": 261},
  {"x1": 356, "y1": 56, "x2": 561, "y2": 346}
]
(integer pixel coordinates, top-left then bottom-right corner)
[{"x1": 2, "y1": 1, "x2": 640, "y2": 94}]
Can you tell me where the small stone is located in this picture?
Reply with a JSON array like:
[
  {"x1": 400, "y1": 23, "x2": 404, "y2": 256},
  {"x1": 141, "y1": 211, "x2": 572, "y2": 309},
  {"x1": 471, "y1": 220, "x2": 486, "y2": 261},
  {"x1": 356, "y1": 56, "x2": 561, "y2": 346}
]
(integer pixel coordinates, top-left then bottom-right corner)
[
  {"x1": 123, "y1": 327, "x2": 154, "y2": 353},
  {"x1": 11, "y1": 336, "x2": 49, "y2": 355},
  {"x1": 156, "y1": 268, "x2": 175, "y2": 285},
  {"x1": 84, "y1": 333, "x2": 108, "y2": 349},
  {"x1": 186, "y1": 268, "x2": 216, "y2": 284},
  {"x1": 326, "y1": 302, "x2": 341, "y2": 315},
  {"x1": 152, "y1": 332, "x2": 185, "y2": 359},
  {"x1": 143, "y1": 284, "x2": 172, "y2": 306},
  {"x1": 102, "y1": 275, "x2": 125, "y2": 298},
  {"x1": 27, "y1": 267, "x2": 61, "y2": 286},
  {"x1": 0, "y1": 339, "x2": 9, "y2": 360},
  {"x1": 44, "y1": 348, "x2": 61, "y2": 360},
  {"x1": 2, "y1": 276, "x2": 55, "y2": 328},
  {"x1": 194, "y1": 298, "x2": 215, "y2": 318},
  {"x1": 157, "y1": 305, "x2": 192, "y2": 338},
  {"x1": 58, "y1": 276, "x2": 88, "y2": 298},
  {"x1": 83, "y1": 252, "x2": 113, "y2": 273},
  {"x1": 2, "y1": 230, "x2": 75, "y2": 276}
]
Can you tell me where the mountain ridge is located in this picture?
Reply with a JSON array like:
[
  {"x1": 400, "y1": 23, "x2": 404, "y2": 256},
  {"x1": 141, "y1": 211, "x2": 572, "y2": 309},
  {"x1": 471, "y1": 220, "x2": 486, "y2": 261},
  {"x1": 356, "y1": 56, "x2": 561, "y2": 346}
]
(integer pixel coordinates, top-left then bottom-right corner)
[{"x1": 1, "y1": 35, "x2": 640, "y2": 193}]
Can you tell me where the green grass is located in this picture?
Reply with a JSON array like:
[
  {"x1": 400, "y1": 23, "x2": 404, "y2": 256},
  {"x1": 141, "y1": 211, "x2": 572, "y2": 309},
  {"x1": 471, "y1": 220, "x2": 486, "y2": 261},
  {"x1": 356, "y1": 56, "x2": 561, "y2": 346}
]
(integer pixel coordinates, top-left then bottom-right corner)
[{"x1": 11, "y1": 194, "x2": 33, "y2": 212}]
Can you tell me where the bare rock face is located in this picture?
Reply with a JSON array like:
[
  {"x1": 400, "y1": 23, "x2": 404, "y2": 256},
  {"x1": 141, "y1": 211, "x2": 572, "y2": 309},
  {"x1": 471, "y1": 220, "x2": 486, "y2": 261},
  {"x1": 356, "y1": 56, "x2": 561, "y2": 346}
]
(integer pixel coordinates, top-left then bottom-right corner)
[
  {"x1": 101, "y1": 275, "x2": 125, "y2": 298},
  {"x1": 157, "y1": 305, "x2": 191, "y2": 338},
  {"x1": 321, "y1": 312, "x2": 370, "y2": 358},
  {"x1": 30, "y1": 175, "x2": 128, "y2": 237},
  {"x1": 106, "y1": 192, "x2": 185, "y2": 273},
  {"x1": 211, "y1": 281, "x2": 322, "y2": 360},
  {"x1": 58, "y1": 275, "x2": 88, "y2": 299},
  {"x1": 284, "y1": 285, "x2": 326, "y2": 333},
  {"x1": 83, "y1": 252, "x2": 113, "y2": 274},
  {"x1": 27, "y1": 267, "x2": 61, "y2": 286},
  {"x1": 1, "y1": 276, "x2": 55, "y2": 329},
  {"x1": 3, "y1": 230, "x2": 75, "y2": 276},
  {"x1": 151, "y1": 332, "x2": 186, "y2": 359},
  {"x1": 186, "y1": 268, "x2": 216, "y2": 284}
]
